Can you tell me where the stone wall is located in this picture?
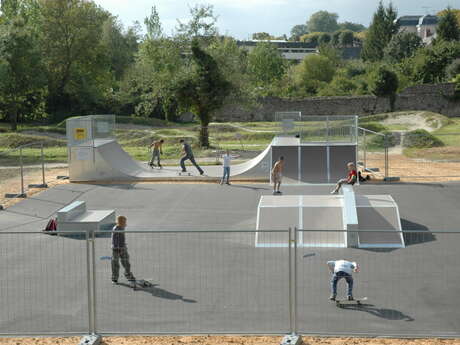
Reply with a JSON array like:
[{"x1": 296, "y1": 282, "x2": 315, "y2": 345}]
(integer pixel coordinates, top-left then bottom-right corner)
[{"x1": 216, "y1": 83, "x2": 460, "y2": 121}]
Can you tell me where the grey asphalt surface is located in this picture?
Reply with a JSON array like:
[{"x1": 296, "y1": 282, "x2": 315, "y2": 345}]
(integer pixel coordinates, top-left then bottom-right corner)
[{"x1": 0, "y1": 182, "x2": 459, "y2": 336}]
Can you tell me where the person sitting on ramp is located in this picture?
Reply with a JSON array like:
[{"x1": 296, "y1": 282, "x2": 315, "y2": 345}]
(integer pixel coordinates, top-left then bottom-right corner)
[
  {"x1": 271, "y1": 156, "x2": 284, "y2": 195},
  {"x1": 330, "y1": 162, "x2": 357, "y2": 194},
  {"x1": 111, "y1": 216, "x2": 136, "y2": 285},
  {"x1": 179, "y1": 139, "x2": 204, "y2": 175},
  {"x1": 149, "y1": 139, "x2": 164, "y2": 168},
  {"x1": 327, "y1": 259, "x2": 359, "y2": 301}
]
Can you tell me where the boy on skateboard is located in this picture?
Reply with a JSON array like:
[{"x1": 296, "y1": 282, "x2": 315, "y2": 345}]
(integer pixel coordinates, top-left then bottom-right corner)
[
  {"x1": 111, "y1": 216, "x2": 135, "y2": 285},
  {"x1": 331, "y1": 162, "x2": 357, "y2": 194},
  {"x1": 149, "y1": 139, "x2": 164, "y2": 168},
  {"x1": 179, "y1": 139, "x2": 204, "y2": 175},
  {"x1": 221, "y1": 150, "x2": 231, "y2": 185},
  {"x1": 271, "y1": 156, "x2": 284, "y2": 195},
  {"x1": 327, "y1": 259, "x2": 359, "y2": 301}
]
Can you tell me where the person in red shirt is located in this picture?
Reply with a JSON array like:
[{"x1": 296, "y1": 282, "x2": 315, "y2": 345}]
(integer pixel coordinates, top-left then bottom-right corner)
[{"x1": 331, "y1": 162, "x2": 357, "y2": 194}]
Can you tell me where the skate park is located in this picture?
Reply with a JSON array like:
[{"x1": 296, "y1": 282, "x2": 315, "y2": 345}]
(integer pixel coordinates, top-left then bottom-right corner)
[{"x1": 0, "y1": 115, "x2": 459, "y2": 337}]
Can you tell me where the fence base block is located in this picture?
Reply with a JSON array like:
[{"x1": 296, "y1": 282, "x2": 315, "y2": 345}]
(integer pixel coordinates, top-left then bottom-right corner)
[
  {"x1": 0, "y1": 205, "x2": 3, "y2": 210},
  {"x1": 78, "y1": 334, "x2": 102, "y2": 345},
  {"x1": 384, "y1": 176, "x2": 401, "y2": 182},
  {"x1": 281, "y1": 334, "x2": 302, "y2": 345},
  {"x1": 4, "y1": 193, "x2": 27, "y2": 199},
  {"x1": 28, "y1": 183, "x2": 48, "y2": 188}
]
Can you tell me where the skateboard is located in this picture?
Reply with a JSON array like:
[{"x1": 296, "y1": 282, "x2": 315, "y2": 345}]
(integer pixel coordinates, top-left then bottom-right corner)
[
  {"x1": 113, "y1": 279, "x2": 153, "y2": 291},
  {"x1": 129, "y1": 279, "x2": 153, "y2": 291},
  {"x1": 273, "y1": 191, "x2": 283, "y2": 195},
  {"x1": 148, "y1": 163, "x2": 163, "y2": 170},
  {"x1": 178, "y1": 171, "x2": 192, "y2": 176},
  {"x1": 335, "y1": 297, "x2": 367, "y2": 308}
]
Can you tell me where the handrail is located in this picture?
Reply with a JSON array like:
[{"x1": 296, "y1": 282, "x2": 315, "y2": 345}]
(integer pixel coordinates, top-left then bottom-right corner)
[
  {"x1": 0, "y1": 141, "x2": 46, "y2": 156},
  {"x1": 358, "y1": 126, "x2": 386, "y2": 137}
]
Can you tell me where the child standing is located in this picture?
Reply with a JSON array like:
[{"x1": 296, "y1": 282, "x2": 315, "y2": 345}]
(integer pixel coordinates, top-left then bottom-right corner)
[{"x1": 221, "y1": 150, "x2": 231, "y2": 185}]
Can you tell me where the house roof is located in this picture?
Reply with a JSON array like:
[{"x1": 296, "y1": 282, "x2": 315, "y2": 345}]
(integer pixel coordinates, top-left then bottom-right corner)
[
  {"x1": 397, "y1": 15, "x2": 423, "y2": 26},
  {"x1": 418, "y1": 15, "x2": 439, "y2": 26}
]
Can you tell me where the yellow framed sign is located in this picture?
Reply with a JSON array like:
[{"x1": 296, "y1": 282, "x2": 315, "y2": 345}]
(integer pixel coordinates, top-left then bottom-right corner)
[{"x1": 74, "y1": 128, "x2": 87, "y2": 140}]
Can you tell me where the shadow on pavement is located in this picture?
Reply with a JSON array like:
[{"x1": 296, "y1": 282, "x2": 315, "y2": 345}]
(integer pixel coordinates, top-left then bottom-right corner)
[
  {"x1": 400, "y1": 218, "x2": 436, "y2": 246},
  {"x1": 116, "y1": 282, "x2": 197, "y2": 303},
  {"x1": 341, "y1": 303, "x2": 414, "y2": 321}
]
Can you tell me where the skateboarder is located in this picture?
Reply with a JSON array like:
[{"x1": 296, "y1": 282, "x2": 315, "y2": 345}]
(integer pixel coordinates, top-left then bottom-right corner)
[
  {"x1": 330, "y1": 162, "x2": 357, "y2": 194},
  {"x1": 271, "y1": 156, "x2": 284, "y2": 195},
  {"x1": 111, "y1": 216, "x2": 135, "y2": 284},
  {"x1": 179, "y1": 139, "x2": 204, "y2": 175},
  {"x1": 327, "y1": 259, "x2": 359, "y2": 301},
  {"x1": 220, "y1": 150, "x2": 231, "y2": 185},
  {"x1": 149, "y1": 139, "x2": 164, "y2": 168}
]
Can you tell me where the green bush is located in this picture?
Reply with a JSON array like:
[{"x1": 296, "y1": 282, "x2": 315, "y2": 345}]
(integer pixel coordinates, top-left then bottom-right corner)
[
  {"x1": 403, "y1": 129, "x2": 444, "y2": 148},
  {"x1": 359, "y1": 122, "x2": 387, "y2": 132},
  {"x1": 369, "y1": 131, "x2": 398, "y2": 148}
]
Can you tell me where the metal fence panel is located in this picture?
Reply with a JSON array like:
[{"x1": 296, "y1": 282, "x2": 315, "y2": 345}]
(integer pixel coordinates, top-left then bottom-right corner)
[
  {"x1": 296, "y1": 230, "x2": 460, "y2": 337},
  {"x1": 0, "y1": 232, "x2": 90, "y2": 335},
  {"x1": 94, "y1": 231, "x2": 290, "y2": 334}
]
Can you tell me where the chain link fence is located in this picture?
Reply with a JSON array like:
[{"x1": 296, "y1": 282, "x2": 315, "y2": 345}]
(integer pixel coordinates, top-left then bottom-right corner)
[{"x1": 0, "y1": 229, "x2": 459, "y2": 337}]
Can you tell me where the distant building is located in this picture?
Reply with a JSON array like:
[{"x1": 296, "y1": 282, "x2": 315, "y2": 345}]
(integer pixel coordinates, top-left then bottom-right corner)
[
  {"x1": 396, "y1": 15, "x2": 439, "y2": 44},
  {"x1": 236, "y1": 40, "x2": 317, "y2": 61}
]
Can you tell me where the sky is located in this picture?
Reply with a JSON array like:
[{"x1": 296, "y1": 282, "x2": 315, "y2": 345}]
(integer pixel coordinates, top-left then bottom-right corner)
[{"x1": 93, "y1": 0, "x2": 460, "y2": 39}]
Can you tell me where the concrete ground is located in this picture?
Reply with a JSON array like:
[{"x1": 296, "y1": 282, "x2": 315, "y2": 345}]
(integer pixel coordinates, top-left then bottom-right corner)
[{"x1": 0, "y1": 182, "x2": 459, "y2": 336}]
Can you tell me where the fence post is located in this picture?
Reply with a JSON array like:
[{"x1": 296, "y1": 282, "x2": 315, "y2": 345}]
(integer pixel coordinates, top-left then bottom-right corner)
[
  {"x1": 41, "y1": 143, "x2": 48, "y2": 188},
  {"x1": 363, "y1": 130, "x2": 367, "y2": 170},
  {"x1": 288, "y1": 227, "x2": 293, "y2": 334},
  {"x1": 19, "y1": 147, "x2": 26, "y2": 198},
  {"x1": 86, "y1": 231, "x2": 93, "y2": 334},
  {"x1": 91, "y1": 230, "x2": 97, "y2": 334},
  {"x1": 282, "y1": 227, "x2": 302, "y2": 345}
]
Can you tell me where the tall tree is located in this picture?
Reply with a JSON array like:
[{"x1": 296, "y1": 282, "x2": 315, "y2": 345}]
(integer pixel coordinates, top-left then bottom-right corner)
[
  {"x1": 0, "y1": 15, "x2": 46, "y2": 130},
  {"x1": 290, "y1": 24, "x2": 308, "y2": 41},
  {"x1": 175, "y1": 40, "x2": 231, "y2": 148},
  {"x1": 361, "y1": 1, "x2": 398, "y2": 62},
  {"x1": 176, "y1": 4, "x2": 218, "y2": 40},
  {"x1": 437, "y1": 7, "x2": 460, "y2": 42},
  {"x1": 247, "y1": 42, "x2": 285, "y2": 88},
  {"x1": 144, "y1": 5, "x2": 162, "y2": 40},
  {"x1": 369, "y1": 65, "x2": 399, "y2": 111},
  {"x1": 307, "y1": 11, "x2": 339, "y2": 33},
  {"x1": 437, "y1": 8, "x2": 460, "y2": 28},
  {"x1": 39, "y1": 0, "x2": 111, "y2": 116},
  {"x1": 252, "y1": 32, "x2": 274, "y2": 40},
  {"x1": 338, "y1": 21, "x2": 366, "y2": 32}
]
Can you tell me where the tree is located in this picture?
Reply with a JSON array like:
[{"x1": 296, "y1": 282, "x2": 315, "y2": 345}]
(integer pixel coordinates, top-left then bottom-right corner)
[
  {"x1": 307, "y1": 11, "x2": 339, "y2": 33},
  {"x1": 361, "y1": 1, "x2": 398, "y2": 62},
  {"x1": 437, "y1": 8, "x2": 460, "y2": 28},
  {"x1": 369, "y1": 66, "x2": 399, "y2": 111},
  {"x1": 144, "y1": 5, "x2": 162, "y2": 40},
  {"x1": 175, "y1": 40, "x2": 231, "y2": 148},
  {"x1": 299, "y1": 54, "x2": 336, "y2": 94},
  {"x1": 437, "y1": 7, "x2": 460, "y2": 42},
  {"x1": 338, "y1": 21, "x2": 366, "y2": 32},
  {"x1": 252, "y1": 32, "x2": 274, "y2": 40},
  {"x1": 247, "y1": 42, "x2": 285, "y2": 87},
  {"x1": 340, "y1": 30, "x2": 355, "y2": 47},
  {"x1": 101, "y1": 17, "x2": 140, "y2": 80},
  {"x1": 39, "y1": 0, "x2": 111, "y2": 116},
  {"x1": 384, "y1": 32, "x2": 422, "y2": 62},
  {"x1": 290, "y1": 24, "x2": 308, "y2": 41},
  {"x1": 411, "y1": 40, "x2": 460, "y2": 83},
  {"x1": 332, "y1": 31, "x2": 342, "y2": 46},
  {"x1": 318, "y1": 32, "x2": 332, "y2": 44},
  {"x1": 0, "y1": 15, "x2": 46, "y2": 130},
  {"x1": 176, "y1": 4, "x2": 218, "y2": 40}
]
